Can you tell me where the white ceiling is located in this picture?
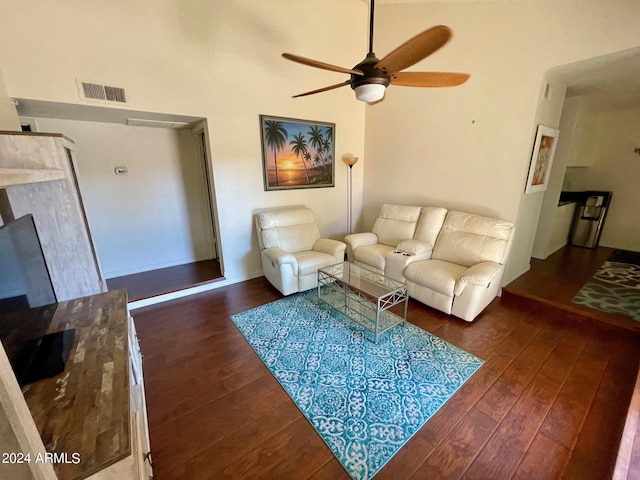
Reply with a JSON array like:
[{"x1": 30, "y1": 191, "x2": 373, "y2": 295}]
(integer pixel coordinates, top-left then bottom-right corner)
[
  {"x1": 549, "y1": 46, "x2": 640, "y2": 111},
  {"x1": 368, "y1": 1, "x2": 640, "y2": 111}
]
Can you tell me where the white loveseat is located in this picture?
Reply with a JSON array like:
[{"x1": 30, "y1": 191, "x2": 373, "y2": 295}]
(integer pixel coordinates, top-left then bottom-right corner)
[
  {"x1": 345, "y1": 204, "x2": 514, "y2": 322},
  {"x1": 255, "y1": 207, "x2": 346, "y2": 296}
]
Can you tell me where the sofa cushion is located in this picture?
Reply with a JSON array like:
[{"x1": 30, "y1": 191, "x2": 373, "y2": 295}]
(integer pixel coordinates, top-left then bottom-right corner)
[
  {"x1": 354, "y1": 244, "x2": 395, "y2": 271},
  {"x1": 413, "y1": 206, "x2": 448, "y2": 246},
  {"x1": 294, "y1": 250, "x2": 338, "y2": 276},
  {"x1": 257, "y1": 208, "x2": 321, "y2": 253},
  {"x1": 432, "y1": 211, "x2": 514, "y2": 267},
  {"x1": 404, "y1": 259, "x2": 467, "y2": 296},
  {"x1": 371, "y1": 204, "x2": 422, "y2": 247}
]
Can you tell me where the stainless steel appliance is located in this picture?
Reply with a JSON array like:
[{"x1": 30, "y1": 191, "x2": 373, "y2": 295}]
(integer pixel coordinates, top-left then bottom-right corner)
[{"x1": 570, "y1": 191, "x2": 613, "y2": 248}]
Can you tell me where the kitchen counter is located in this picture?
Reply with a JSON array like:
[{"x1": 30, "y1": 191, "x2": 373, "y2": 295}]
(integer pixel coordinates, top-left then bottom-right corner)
[{"x1": 559, "y1": 190, "x2": 585, "y2": 205}]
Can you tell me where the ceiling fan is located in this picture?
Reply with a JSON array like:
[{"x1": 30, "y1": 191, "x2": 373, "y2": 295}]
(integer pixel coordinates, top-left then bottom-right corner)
[{"x1": 282, "y1": 0, "x2": 470, "y2": 103}]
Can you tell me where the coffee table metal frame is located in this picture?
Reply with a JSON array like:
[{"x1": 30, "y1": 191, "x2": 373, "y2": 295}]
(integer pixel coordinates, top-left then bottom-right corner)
[{"x1": 317, "y1": 261, "x2": 408, "y2": 343}]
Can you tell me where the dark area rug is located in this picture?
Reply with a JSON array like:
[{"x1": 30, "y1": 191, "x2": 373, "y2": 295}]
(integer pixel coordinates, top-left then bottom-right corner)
[{"x1": 573, "y1": 249, "x2": 640, "y2": 321}]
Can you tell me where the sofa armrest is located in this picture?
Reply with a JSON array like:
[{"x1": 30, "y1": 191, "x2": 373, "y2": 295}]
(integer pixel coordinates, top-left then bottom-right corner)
[
  {"x1": 384, "y1": 240, "x2": 434, "y2": 281},
  {"x1": 313, "y1": 238, "x2": 346, "y2": 262},
  {"x1": 344, "y1": 232, "x2": 378, "y2": 261},
  {"x1": 396, "y1": 239, "x2": 433, "y2": 257},
  {"x1": 262, "y1": 247, "x2": 299, "y2": 275},
  {"x1": 344, "y1": 232, "x2": 378, "y2": 249},
  {"x1": 454, "y1": 262, "x2": 503, "y2": 296}
]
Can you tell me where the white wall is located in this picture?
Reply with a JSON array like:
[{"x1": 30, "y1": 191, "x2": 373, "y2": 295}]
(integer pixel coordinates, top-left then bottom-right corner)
[
  {"x1": 364, "y1": 0, "x2": 640, "y2": 283},
  {"x1": 564, "y1": 107, "x2": 640, "y2": 252},
  {"x1": 32, "y1": 118, "x2": 213, "y2": 277},
  {"x1": 0, "y1": 0, "x2": 367, "y2": 285},
  {"x1": 0, "y1": 66, "x2": 19, "y2": 131},
  {"x1": 531, "y1": 88, "x2": 572, "y2": 260}
]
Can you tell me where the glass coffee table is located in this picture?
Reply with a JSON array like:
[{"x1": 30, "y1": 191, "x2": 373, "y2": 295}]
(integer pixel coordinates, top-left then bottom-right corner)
[{"x1": 317, "y1": 262, "x2": 408, "y2": 343}]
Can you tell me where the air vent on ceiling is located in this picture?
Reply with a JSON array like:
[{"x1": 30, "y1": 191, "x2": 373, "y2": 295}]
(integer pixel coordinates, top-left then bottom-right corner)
[{"x1": 77, "y1": 79, "x2": 127, "y2": 104}]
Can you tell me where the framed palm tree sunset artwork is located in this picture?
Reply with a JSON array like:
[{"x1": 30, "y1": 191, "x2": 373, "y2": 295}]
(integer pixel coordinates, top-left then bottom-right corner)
[{"x1": 260, "y1": 115, "x2": 335, "y2": 190}]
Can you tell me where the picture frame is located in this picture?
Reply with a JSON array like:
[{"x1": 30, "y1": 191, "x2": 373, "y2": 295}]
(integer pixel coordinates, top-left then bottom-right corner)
[
  {"x1": 260, "y1": 115, "x2": 335, "y2": 191},
  {"x1": 524, "y1": 125, "x2": 560, "y2": 194}
]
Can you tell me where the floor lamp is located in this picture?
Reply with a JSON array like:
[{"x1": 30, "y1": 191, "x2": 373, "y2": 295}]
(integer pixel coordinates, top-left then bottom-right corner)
[{"x1": 341, "y1": 153, "x2": 359, "y2": 234}]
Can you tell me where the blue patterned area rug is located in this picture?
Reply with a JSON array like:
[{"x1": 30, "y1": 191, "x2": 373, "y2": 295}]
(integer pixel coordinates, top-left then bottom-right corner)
[
  {"x1": 573, "y1": 249, "x2": 640, "y2": 321},
  {"x1": 230, "y1": 290, "x2": 483, "y2": 479}
]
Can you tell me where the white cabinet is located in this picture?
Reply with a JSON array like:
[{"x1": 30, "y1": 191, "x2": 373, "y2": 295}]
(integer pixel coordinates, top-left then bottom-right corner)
[
  {"x1": 547, "y1": 201, "x2": 577, "y2": 255},
  {"x1": 88, "y1": 315, "x2": 153, "y2": 480},
  {"x1": 129, "y1": 316, "x2": 153, "y2": 480}
]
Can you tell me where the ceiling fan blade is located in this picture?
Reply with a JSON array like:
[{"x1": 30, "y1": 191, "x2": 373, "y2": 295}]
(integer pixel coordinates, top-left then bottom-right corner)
[
  {"x1": 292, "y1": 80, "x2": 352, "y2": 98},
  {"x1": 282, "y1": 53, "x2": 363, "y2": 76},
  {"x1": 375, "y1": 25, "x2": 452, "y2": 74},
  {"x1": 391, "y1": 71, "x2": 470, "y2": 87}
]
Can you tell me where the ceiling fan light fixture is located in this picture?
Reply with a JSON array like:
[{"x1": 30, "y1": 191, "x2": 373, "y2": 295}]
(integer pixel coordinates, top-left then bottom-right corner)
[
  {"x1": 354, "y1": 83, "x2": 386, "y2": 102},
  {"x1": 283, "y1": 1, "x2": 468, "y2": 102}
]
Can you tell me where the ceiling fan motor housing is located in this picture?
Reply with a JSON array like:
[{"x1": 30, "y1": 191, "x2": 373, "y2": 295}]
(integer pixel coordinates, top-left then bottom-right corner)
[{"x1": 350, "y1": 53, "x2": 390, "y2": 90}]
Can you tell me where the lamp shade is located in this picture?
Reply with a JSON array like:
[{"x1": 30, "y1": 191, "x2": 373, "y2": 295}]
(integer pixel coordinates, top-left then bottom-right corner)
[
  {"x1": 354, "y1": 83, "x2": 385, "y2": 103},
  {"x1": 341, "y1": 153, "x2": 359, "y2": 166}
]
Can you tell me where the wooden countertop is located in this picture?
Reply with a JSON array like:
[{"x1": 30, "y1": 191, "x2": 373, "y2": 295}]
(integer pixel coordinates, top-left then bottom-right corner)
[{"x1": 18, "y1": 290, "x2": 131, "y2": 479}]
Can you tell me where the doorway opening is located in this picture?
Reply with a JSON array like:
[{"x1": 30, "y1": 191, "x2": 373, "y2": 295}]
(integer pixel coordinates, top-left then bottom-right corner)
[
  {"x1": 530, "y1": 47, "x2": 640, "y2": 262},
  {"x1": 17, "y1": 99, "x2": 224, "y2": 302}
]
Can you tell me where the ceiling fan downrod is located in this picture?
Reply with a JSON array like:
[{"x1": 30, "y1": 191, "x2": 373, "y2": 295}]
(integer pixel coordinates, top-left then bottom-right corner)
[
  {"x1": 368, "y1": 0, "x2": 375, "y2": 55},
  {"x1": 352, "y1": 0, "x2": 389, "y2": 102}
]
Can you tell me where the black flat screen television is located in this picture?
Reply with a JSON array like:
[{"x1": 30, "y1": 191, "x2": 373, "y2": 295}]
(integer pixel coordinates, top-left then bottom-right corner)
[
  {"x1": 0, "y1": 214, "x2": 57, "y2": 314},
  {"x1": 0, "y1": 215, "x2": 72, "y2": 386}
]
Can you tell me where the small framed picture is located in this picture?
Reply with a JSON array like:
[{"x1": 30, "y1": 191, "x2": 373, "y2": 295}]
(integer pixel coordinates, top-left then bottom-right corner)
[
  {"x1": 524, "y1": 125, "x2": 559, "y2": 194},
  {"x1": 260, "y1": 115, "x2": 335, "y2": 191}
]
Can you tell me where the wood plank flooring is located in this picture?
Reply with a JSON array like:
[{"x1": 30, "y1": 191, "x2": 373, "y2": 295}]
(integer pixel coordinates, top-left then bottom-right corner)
[
  {"x1": 503, "y1": 246, "x2": 639, "y2": 332},
  {"x1": 106, "y1": 259, "x2": 222, "y2": 302},
  {"x1": 132, "y1": 252, "x2": 640, "y2": 479}
]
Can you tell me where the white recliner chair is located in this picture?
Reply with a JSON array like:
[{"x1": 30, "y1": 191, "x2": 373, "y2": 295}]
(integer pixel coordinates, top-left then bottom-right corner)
[
  {"x1": 255, "y1": 207, "x2": 346, "y2": 296},
  {"x1": 404, "y1": 211, "x2": 515, "y2": 321}
]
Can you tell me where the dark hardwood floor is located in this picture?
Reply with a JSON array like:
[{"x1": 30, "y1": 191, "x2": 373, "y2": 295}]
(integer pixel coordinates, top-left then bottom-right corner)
[
  {"x1": 503, "y1": 245, "x2": 639, "y2": 332},
  {"x1": 132, "y1": 248, "x2": 640, "y2": 479},
  {"x1": 106, "y1": 259, "x2": 222, "y2": 301}
]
